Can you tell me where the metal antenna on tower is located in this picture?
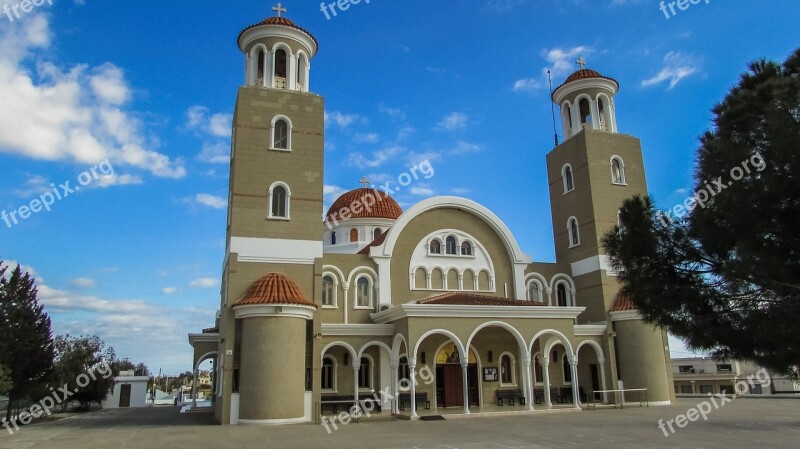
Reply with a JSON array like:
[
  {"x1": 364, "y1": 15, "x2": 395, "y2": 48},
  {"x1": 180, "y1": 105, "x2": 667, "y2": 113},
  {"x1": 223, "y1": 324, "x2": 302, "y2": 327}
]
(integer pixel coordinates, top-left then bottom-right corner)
[{"x1": 548, "y1": 70, "x2": 559, "y2": 147}]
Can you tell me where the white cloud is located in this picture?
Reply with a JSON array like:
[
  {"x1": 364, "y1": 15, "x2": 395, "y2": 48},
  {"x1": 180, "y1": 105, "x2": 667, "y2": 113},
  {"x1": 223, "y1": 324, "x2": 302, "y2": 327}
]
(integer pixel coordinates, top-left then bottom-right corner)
[
  {"x1": 410, "y1": 187, "x2": 434, "y2": 196},
  {"x1": 185, "y1": 106, "x2": 232, "y2": 138},
  {"x1": 195, "y1": 194, "x2": 227, "y2": 209},
  {"x1": 190, "y1": 278, "x2": 218, "y2": 288},
  {"x1": 94, "y1": 173, "x2": 143, "y2": 188},
  {"x1": 513, "y1": 78, "x2": 545, "y2": 92},
  {"x1": 0, "y1": 16, "x2": 186, "y2": 179},
  {"x1": 163, "y1": 287, "x2": 177, "y2": 295},
  {"x1": 12, "y1": 175, "x2": 52, "y2": 198},
  {"x1": 642, "y1": 52, "x2": 701, "y2": 90},
  {"x1": 543, "y1": 46, "x2": 593, "y2": 79},
  {"x1": 378, "y1": 104, "x2": 407, "y2": 122},
  {"x1": 353, "y1": 133, "x2": 380, "y2": 144},
  {"x1": 436, "y1": 112, "x2": 469, "y2": 131},
  {"x1": 448, "y1": 141, "x2": 483, "y2": 155},
  {"x1": 325, "y1": 111, "x2": 363, "y2": 129},
  {"x1": 347, "y1": 145, "x2": 405, "y2": 169},
  {"x1": 70, "y1": 277, "x2": 95, "y2": 288},
  {"x1": 197, "y1": 141, "x2": 230, "y2": 164}
]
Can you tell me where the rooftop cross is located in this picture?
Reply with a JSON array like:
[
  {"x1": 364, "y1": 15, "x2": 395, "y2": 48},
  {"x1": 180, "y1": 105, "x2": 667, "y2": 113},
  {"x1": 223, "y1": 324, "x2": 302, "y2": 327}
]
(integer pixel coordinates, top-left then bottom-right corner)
[
  {"x1": 576, "y1": 57, "x2": 587, "y2": 70},
  {"x1": 272, "y1": 2, "x2": 287, "y2": 17},
  {"x1": 359, "y1": 177, "x2": 371, "y2": 188}
]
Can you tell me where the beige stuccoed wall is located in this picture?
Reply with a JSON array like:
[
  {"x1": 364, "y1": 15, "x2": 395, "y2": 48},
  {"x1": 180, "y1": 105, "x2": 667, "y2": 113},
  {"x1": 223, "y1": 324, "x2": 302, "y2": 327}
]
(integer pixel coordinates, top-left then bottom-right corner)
[
  {"x1": 613, "y1": 319, "x2": 674, "y2": 403},
  {"x1": 318, "y1": 253, "x2": 378, "y2": 324},
  {"x1": 239, "y1": 316, "x2": 307, "y2": 420},
  {"x1": 389, "y1": 208, "x2": 516, "y2": 303}
]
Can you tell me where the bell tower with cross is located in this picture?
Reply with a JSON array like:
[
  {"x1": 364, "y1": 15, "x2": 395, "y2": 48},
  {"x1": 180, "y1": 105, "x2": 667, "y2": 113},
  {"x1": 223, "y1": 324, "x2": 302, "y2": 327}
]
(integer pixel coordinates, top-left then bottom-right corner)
[{"x1": 215, "y1": 6, "x2": 327, "y2": 425}]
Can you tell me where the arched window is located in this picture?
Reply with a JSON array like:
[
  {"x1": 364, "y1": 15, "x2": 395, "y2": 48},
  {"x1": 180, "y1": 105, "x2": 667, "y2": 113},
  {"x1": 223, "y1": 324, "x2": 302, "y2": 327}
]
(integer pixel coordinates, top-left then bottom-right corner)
[
  {"x1": 269, "y1": 183, "x2": 289, "y2": 219},
  {"x1": 562, "y1": 165, "x2": 574, "y2": 193},
  {"x1": 462, "y1": 270, "x2": 475, "y2": 291},
  {"x1": 356, "y1": 277, "x2": 371, "y2": 307},
  {"x1": 350, "y1": 228, "x2": 359, "y2": 243},
  {"x1": 528, "y1": 281, "x2": 542, "y2": 302},
  {"x1": 579, "y1": 98, "x2": 592, "y2": 126},
  {"x1": 500, "y1": 353, "x2": 515, "y2": 385},
  {"x1": 563, "y1": 355, "x2": 572, "y2": 383},
  {"x1": 460, "y1": 241, "x2": 472, "y2": 256},
  {"x1": 598, "y1": 97, "x2": 609, "y2": 131},
  {"x1": 321, "y1": 356, "x2": 336, "y2": 391},
  {"x1": 373, "y1": 228, "x2": 382, "y2": 240},
  {"x1": 431, "y1": 269, "x2": 444, "y2": 290},
  {"x1": 534, "y1": 356, "x2": 544, "y2": 384},
  {"x1": 557, "y1": 283, "x2": 570, "y2": 307},
  {"x1": 256, "y1": 49, "x2": 266, "y2": 82},
  {"x1": 297, "y1": 53, "x2": 308, "y2": 91},
  {"x1": 322, "y1": 275, "x2": 335, "y2": 307},
  {"x1": 358, "y1": 357, "x2": 372, "y2": 389},
  {"x1": 275, "y1": 49, "x2": 287, "y2": 79},
  {"x1": 611, "y1": 156, "x2": 626, "y2": 184},
  {"x1": 331, "y1": 232, "x2": 337, "y2": 245},
  {"x1": 272, "y1": 118, "x2": 290, "y2": 150},
  {"x1": 568, "y1": 217, "x2": 580, "y2": 247},
  {"x1": 445, "y1": 236, "x2": 457, "y2": 255},
  {"x1": 430, "y1": 239, "x2": 442, "y2": 255},
  {"x1": 414, "y1": 267, "x2": 427, "y2": 289}
]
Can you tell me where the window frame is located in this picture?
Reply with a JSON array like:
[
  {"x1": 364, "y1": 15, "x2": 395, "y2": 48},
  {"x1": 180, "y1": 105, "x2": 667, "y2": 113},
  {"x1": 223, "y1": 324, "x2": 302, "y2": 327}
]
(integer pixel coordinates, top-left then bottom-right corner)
[
  {"x1": 321, "y1": 356, "x2": 337, "y2": 392},
  {"x1": 499, "y1": 352, "x2": 517, "y2": 387},
  {"x1": 321, "y1": 274, "x2": 337, "y2": 309},
  {"x1": 429, "y1": 239, "x2": 442, "y2": 255},
  {"x1": 562, "y1": 164, "x2": 575, "y2": 194},
  {"x1": 567, "y1": 216, "x2": 580, "y2": 248},
  {"x1": 610, "y1": 156, "x2": 626, "y2": 185},
  {"x1": 270, "y1": 115, "x2": 293, "y2": 151},
  {"x1": 445, "y1": 236, "x2": 457, "y2": 255},
  {"x1": 354, "y1": 275, "x2": 374, "y2": 309},
  {"x1": 527, "y1": 280, "x2": 543, "y2": 302},
  {"x1": 268, "y1": 182, "x2": 291, "y2": 220},
  {"x1": 358, "y1": 355, "x2": 374, "y2": 390}
]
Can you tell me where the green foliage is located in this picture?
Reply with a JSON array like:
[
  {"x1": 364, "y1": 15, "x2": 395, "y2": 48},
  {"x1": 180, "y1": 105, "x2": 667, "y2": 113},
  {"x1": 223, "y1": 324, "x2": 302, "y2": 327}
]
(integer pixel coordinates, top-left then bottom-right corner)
[
  {"x1": 53, "y1": 335, "x2": 116, "y2": 411},
  {"x1": 0, "y1": 364, "x2": 11, "y2": 397},
  {"x1": 603, "y1": 49, "x2": 800, "y2": 377},
  {"x1": 0, "y1": 262, "x2": 55, "y2": 419}
]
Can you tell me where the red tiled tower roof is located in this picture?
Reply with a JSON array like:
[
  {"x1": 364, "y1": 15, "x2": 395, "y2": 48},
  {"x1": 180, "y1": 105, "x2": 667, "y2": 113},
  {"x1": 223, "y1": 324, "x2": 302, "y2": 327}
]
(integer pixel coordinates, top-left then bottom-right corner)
[
  {"x1": 325, "y1": 188, "x2": 403, "y2": 222},
  {"x1": 610, "y1": 292, "x2": 637, "y2": 312},
  {"x1": 233, "y1": 273, "x2": 316, "y2": 308},
  {"x1": 553, "y1": 69, "x2": 619, "y2": 100},
  {"x1": 238, "y1": 16, "x2": 319, "y2": 49}
]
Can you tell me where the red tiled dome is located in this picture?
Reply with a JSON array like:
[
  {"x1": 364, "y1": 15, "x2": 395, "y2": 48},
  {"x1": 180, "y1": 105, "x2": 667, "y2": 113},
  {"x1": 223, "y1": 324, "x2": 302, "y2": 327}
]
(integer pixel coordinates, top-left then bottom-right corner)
[
  {"x1": 325, "y1": 188, "x2": 403, "y2": 223},
  {"x1": 610, "y1": 292, "x2": 637, "y2": 312},
  {"x1": 234, "y1": 273, "x2": 316, "y2": 308},
  {"x1": 238, "y1": 16, "x2": 319, "y2": 49},
  {"x1": 553, "y1": 69, "x2": 619, "y2": 99}
]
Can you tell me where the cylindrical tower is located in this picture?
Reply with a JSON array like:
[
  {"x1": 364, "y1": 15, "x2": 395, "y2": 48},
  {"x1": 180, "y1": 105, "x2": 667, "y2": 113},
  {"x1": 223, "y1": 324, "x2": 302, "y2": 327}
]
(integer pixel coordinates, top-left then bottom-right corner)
[{"x1": 233, "y1": 273, "x2": 316, "y2": 424}]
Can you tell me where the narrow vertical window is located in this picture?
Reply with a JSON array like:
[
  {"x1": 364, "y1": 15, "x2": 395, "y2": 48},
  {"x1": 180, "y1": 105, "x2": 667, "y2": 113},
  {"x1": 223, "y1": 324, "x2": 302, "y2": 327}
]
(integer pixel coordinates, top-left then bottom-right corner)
[
  {"x1": 358, "y1": 357, "x2": 372, "y2": 389},
  {"x1": 563, "y1": 165, "x2": 574, "y2": 193},
  {"x1": 275, "y1": 49, "x2": 287, "y2": 79},
  {"x1": 611, "y1": 157, "x2": 625, "y2": 184},
  {"x1": 461, "y1": 242, "x2": 472, "y2": 256},
  {"x1": 331, "y1": 232, "x2": 337, "y2": 245},
  {"x1": 373, "y1": 228, "x2": 382, "y2": 240},
  {"x1": 557, "y1": 284, "x2": 569, "y2": 307},
  {"x1": 445, "y1": 236, "x2": 457, "y2": 255},
  {"x1": 273, "y1": 119, "x2": 289, "y2": 149},
  {"x1": 271, "y1": 185, "x2": 288, "y2": 218},
  {"x1": 430, "y1": 239, "x2": 441, "y2": 254},
  {"x1": 350, "y1": 228, "x2": 359, "y2": 242},
  {"x1": 356, "y1": 277, "x2": 371, "y2": 307},
  {"x1": 322, "y1": 275, "x2": 335, "y2": 307},
  {"x1": 568, "y1": 217, "x2": 580, "y2": 247}
]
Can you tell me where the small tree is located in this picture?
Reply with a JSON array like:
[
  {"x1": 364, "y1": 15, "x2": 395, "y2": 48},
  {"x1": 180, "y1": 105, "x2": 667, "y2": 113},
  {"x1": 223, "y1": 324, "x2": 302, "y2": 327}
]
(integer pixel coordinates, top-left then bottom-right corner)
[
  {"x1": 0, "y1": 365, "x2": 12, "y2": 397},
  {"x1": 0, "y1": 263, "x2": 55, "y2": 420},
  {"x1": 53, "y1": 335, "x2": 116, "y2": 411}
]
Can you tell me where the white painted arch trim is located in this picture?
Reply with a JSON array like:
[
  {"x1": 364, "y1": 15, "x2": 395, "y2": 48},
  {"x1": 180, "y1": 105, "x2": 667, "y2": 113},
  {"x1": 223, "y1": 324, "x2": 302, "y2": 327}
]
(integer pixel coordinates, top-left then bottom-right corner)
[
  {"x1": 464, "y1": 320, "x2": 530, "y2": 359},
  {"x1": 412, "y1": 328, "x2": 466, "y2": 362},
  {"x1": 321, "y1": 341, "x2": 358, "y2": 361},
  {"x1": 530, "y1": 329, "x2": 576, "y2": 358},
  {"x1": 376, "y1": 197, "x2": 531, "y2": 264},
  {"x1": 575, "y1": 339, "x2": 606, "y2": 364},
  {"x1": 233, "y1": 304, "x2": 315, "y2": 320}
]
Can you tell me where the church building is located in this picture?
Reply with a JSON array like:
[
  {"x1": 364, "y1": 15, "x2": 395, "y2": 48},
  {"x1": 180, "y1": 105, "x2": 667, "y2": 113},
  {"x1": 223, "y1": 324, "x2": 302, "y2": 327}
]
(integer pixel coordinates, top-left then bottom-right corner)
[{"x1": 188, "y1": 8, "x2": 675, "y2": 425}]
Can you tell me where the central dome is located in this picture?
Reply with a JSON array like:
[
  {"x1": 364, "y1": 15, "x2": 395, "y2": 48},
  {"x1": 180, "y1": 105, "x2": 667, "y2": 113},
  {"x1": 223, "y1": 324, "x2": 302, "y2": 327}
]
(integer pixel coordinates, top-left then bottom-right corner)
[{"x1": 325, "y1": 188, "x2": 403, "y2": 222}]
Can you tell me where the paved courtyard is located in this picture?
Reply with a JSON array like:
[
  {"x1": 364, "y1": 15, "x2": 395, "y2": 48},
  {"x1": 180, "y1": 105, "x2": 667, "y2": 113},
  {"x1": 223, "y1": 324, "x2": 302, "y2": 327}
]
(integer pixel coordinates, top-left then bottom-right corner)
[{"x1": 0, "y1": 398, "x2": 798, "y2": 449}]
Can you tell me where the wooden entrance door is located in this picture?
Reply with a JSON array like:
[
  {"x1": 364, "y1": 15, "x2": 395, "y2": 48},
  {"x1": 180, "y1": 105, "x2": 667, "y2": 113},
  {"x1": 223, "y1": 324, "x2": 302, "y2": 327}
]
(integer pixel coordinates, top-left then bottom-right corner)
[
  {"x1": 442, "y1": 365, "x2": 463, "y2": 408},
  {"x1": 119, "y1": 384, "x2": 132, "y2": 408}
]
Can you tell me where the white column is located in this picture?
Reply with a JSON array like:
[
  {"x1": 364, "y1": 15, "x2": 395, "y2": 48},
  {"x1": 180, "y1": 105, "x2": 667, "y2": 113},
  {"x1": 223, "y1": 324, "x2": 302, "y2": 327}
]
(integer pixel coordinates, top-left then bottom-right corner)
[
  {"x1": 380, "y1": 351, "x2": 391, "y2": 410},
  {"x1": 522, "y1": 356, "x2": 534, "y2": 411},
  {"x1": 546, "y1": 288, "x2": 553, "y2": 306},
  {"x1": 353, "y1": 363, "x2": 361, "y2": 416},
  {"x1": 542, "y1": 360, "x2": 552, "y2": 407},
  {"x1": 598, "y1": 358, "x2": 609, "y2": 403},
  {"x1": 305, "y1": 63, "x2": 311, "y2": 92},
  {"x1": 409, "y1": 358, "x2": 418, "y2": 417},
  {"x1": 191, "y1": 369, "x2": 198, "y2": 408},
  {"x1": 390, "y1": 360, "x2": 399, "y2": 414},
  {"x1": 343, "y1": 283, "x2": 350, "y2": 324},
  {"x1": 589, "y1": 100, "x2": 601, "y2": 130},
  {"x1": 288, "y1": 51, "x2": 297, "y2": 91},
  {"x1": 374, "y1": 256, "x2": 392, "y2": 308},
  {"x1": 461, "y1": 358, "x2": 471, "y2": 415},
  {"x1": 264, "y1": 50, "x2": 272, "y2": 88},
  {"x1": 569, "y1": 356, "x2": 580, "y2": 408},
  {"x1": 245, "y1": 53, "x2": 251, "y2": 86},
  {"x1": 570, "y1": 102, "x2": 581, "y2": 134}
]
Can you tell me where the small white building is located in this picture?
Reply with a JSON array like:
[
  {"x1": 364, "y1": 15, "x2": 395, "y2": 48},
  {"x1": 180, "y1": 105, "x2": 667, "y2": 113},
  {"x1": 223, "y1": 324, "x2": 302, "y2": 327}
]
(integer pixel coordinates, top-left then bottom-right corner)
[{"x1": 102, "y1": 371, "x2": 150, "y2": 409}]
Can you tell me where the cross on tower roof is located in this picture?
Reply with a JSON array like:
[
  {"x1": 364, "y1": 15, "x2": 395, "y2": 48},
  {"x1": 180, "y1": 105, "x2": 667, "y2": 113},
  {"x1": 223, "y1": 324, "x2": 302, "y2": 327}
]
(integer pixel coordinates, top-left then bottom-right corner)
[
  {"x1": 359, "y1": 177, "x2": 371, "y2": 188},
  {"x1": 272, "y1": 2, "x2": 287, "y2": 17},
  {"x1": 576, "y1": 57, "x2": 587, "y2": 70}
]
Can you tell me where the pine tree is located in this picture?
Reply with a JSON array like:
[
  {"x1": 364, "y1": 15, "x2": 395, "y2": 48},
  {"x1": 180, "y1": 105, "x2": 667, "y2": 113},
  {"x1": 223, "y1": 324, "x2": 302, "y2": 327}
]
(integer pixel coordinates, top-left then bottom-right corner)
[
  {"x1": 603, "y1": 49, "x2": 800, "y2": 376},
  {"x1": 0, "y1": 262, "x2": 55, "y2": 420}
]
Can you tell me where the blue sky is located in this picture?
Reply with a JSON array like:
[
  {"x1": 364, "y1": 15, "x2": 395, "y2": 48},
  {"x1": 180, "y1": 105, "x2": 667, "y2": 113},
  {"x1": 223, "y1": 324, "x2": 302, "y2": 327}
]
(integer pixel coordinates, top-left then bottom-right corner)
[{"x1": 0, "y1": 0, "x2": 797, "y2": 373}]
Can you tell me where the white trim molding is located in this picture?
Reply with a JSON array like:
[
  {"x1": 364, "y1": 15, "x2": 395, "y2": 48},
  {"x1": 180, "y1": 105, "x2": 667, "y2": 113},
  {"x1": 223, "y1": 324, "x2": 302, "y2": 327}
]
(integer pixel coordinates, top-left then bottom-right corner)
[
  {"x1": 234, "y1": 304, "x2": 315, "y2": 320},
  {"x1": 321, "y1": 324, "x2": 395, "y2": 337},
  {"x1": 570, "y1": 255, "x2": 614, "y2": 277},
  {"x1": 609, "y1": 310, "x2": 642, "y2": 322},
  {"x1": 230, "y1": 237, "x2": 323, "y2": 264},
  {"x1": 574, "y1": 324, "x2": 608, "y2": 336},
  {"x1": 372, "y1": 304, "x2": 585, "y2": 323}
]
